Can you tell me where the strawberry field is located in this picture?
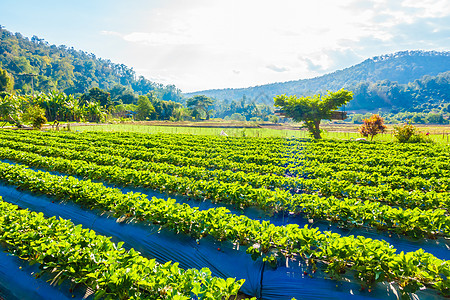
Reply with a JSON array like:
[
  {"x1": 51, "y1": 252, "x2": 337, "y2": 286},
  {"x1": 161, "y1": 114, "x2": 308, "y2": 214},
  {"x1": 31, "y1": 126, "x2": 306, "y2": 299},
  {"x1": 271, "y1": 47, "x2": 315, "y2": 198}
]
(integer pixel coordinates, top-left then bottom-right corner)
[{"x1": 0, "y1": 129, "x2": 448, "y2": 299}]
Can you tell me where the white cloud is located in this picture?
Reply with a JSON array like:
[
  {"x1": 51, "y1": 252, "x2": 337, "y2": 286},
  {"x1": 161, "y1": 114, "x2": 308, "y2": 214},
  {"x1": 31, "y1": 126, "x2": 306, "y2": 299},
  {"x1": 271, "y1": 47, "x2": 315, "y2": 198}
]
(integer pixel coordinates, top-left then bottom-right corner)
[
  {"x1": 100, "y1": 30, "x2": 122, "y2": 37},
  {"x1": 97, "y1": 0, "x2": 450, "y2": 92},
  {"x1": 401, "y1": 0, "x2": 450, "y2": 18},
  {"x1": 3, "y1": 0, "x2": 449, "y2": 92},
  {"x1": 266, "y1": 64, "x2": 289, "y2": 73},
  {"x1": 122, "y1": 32, "x2": 193, "y2": 46}
]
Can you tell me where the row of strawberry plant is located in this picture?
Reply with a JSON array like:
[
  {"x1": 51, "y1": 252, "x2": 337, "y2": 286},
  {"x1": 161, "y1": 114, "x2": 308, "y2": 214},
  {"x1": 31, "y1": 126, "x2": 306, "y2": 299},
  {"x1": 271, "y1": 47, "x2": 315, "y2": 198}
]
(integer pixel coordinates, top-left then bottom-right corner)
[
  {"x1": 297, "y1": 162, "x2": 450, "y2": 181},
  {"x1": 11, "y1": 132, "x2": 285, "y2": 167},
  {"x1": 0, "y1": 136, "x2": 291, "y2": 189},
  {"x1": 285, "y1": 146, "x2": 450, "y2": 192},
  {"x1": 288, "y1": 141, "x2": 450, "y2": 183},
  {"x1": 287, "y1": 141, "x2": 450, "y2": 170},
  {"x1": 288, "y1": 139, "x2": 449, "y2": 156},
  {"x1": 0, "y1": 133, "x2": 286, "y2": 175},
  {"x1": 0, "y1": 145, "x2": 290, "y2": 208},
  {"x1": 1, "y1": 140, "x2": 447, "y2": 212},
  {"x1": 75, "y1": 130, "x2": 285, "y2": 149},
  {"x1": 0, "y1": 155, "x2": 447, "y2": 238},
  {"x1": 0, "y1": 198, "x2": 244, "y2": 300},
  {"x1": 288, "y1": 152, "x2": 450, "y2": 178},
  {"x1": 0, "y1": 130, "x2": 288, "y2": 163},
  {"x1": 4, "y1": 131, "x2": 448, "y2": 210},
  {"x1": 305, "y1": 169, "x2": 450, "y2": 192},
  {"x1": 0, "y1": 163, "x2": 448, "y2": 296},
  {"x1": 293, "y1": 150, "x2": 450, "y2": 169},
  {"x1": 291, "y1": 139, "x2": 450, "y2": 155},
  {"x1": 312, "y1": 178, "x2": 449, "y2": 210}
]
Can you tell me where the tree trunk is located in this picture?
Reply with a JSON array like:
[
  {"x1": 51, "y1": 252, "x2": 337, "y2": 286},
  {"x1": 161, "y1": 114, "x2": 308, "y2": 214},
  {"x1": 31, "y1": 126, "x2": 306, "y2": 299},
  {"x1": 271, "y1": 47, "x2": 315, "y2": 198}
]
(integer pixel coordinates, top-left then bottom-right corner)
[
  {"x1": 7, "y1": 114, "x2": 22, "y2": 128},
  {"x1": 313, "y1": 119, "x2": 322, "y2": 139},
  {"x1": 305, "y1": 119, "x2": 322, "y2": 139}
]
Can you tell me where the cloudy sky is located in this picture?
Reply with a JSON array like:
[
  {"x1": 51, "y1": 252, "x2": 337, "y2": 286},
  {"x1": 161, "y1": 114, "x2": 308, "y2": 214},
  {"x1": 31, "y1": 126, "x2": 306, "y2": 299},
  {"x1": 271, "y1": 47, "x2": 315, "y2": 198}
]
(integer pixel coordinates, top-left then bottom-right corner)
[{"x1": 1, "y1": 0, "x2": 449, "y2": 92}]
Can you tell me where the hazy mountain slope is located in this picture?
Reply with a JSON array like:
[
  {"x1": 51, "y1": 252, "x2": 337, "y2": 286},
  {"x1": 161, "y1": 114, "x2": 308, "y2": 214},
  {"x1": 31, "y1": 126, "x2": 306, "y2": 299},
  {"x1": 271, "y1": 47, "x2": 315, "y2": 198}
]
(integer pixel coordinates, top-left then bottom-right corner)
[{"x1": 185, "y1": 50, "x2": 450, "y2": 104}]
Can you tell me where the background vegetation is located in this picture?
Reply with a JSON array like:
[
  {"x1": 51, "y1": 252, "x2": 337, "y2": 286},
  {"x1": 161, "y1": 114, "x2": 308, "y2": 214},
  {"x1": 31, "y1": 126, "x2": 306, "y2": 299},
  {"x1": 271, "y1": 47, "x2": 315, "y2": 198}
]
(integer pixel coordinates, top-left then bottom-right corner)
[{"x1": 0, "y1": 26, "x2": 449, "y2": 126}]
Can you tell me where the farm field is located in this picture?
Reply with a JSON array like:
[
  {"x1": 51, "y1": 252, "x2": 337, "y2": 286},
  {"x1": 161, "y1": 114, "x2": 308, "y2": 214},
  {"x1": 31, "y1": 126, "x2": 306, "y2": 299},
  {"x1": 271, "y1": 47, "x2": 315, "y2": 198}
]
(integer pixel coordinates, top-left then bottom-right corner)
[
  {"x1": 70, "y1": 123, "x2": 450, "y2": 144},
  {"x1": 0, "y1": 129, "x2": 449, "y2": 299}
]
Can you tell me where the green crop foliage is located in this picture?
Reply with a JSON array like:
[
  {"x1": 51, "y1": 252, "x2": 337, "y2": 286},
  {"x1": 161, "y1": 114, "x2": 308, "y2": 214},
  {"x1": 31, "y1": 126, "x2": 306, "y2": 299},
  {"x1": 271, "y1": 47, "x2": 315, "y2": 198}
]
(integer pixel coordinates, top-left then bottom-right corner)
[
  {"x1": 0, "y1": 141, "x2": 448, "y2": 237},
  {"x1": 0, "y1": 198, "x2": 244, "y2": 299},
  {"x1": 0, "y1": 129, "x2": 449, "y2": 296},
  {"x1": 0, "y1": 162, "x2": 448, "y2": 295}
]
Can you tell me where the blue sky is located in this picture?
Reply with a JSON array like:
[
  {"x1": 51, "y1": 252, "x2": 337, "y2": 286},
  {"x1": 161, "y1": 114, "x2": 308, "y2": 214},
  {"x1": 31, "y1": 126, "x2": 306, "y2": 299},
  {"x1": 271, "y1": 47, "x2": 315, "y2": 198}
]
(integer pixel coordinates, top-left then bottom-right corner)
[{"x1": 1, "y1": 0, "x2": 449, "y2": 92}]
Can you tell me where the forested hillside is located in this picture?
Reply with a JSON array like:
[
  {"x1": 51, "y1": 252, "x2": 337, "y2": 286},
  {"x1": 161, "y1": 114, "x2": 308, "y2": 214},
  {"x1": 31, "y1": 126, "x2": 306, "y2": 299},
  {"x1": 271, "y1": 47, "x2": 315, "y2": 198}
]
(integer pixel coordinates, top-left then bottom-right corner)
[
  {"x1": 186, "y1": 51, "x2": 450, "y2": 108},
  {"x1": 0, "y1": 26, "x2": 183, "y2": 102},
  {"x1": 349, "y1": 71, "x2": 450, "y2": 111},
  {"x1": 1, "y1": 25, "x2": 449, "y2": 124}
]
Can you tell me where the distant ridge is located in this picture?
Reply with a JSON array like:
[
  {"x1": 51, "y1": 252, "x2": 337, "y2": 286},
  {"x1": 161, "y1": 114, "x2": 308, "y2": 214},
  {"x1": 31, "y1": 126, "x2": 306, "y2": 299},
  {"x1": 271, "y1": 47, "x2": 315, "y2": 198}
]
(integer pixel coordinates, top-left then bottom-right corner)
[{"x1": 185, "y1": 50, "x2": 450, "y2": 104}]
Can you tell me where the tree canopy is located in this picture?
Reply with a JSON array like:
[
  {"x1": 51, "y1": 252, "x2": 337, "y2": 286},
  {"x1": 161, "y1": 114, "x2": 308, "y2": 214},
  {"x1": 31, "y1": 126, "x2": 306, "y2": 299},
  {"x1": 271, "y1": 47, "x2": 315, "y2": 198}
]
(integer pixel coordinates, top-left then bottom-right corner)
[
  {"x1": 0, "y1": 93, "x2": 24, "y2": 127},
  {"x1": 79, "y1": 87, "x2": 111, "y2": 107},
  {"x1": 0, "y1": 68, "x2": 14, "y2": 93},
  {"x1": 358, "y1": 114, "x2": 387, "y2": 141},
  {"x1": 274, "y1": 89, "x2": 353, "y2": 138},
  {"x1": 186, "y1": 95, "x2": 214, "y2": 120},
  {"x1": 136, "y1": 95, "x2": 155, "y2": 121}
]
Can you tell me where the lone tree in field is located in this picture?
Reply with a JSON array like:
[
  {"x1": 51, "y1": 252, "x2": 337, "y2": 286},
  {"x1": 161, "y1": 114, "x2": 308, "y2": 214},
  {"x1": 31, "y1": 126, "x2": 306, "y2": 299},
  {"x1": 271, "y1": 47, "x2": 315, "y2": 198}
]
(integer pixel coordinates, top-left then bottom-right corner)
[
  {"x1": 274, "y1": 89, "x2": 353, "y2": 139},
  {"x1": 359, "y1": 114, "x2": 387, "y2": 141},
  {"x1": 187, "y1": 95, "x2": 214, "y2": 120}
]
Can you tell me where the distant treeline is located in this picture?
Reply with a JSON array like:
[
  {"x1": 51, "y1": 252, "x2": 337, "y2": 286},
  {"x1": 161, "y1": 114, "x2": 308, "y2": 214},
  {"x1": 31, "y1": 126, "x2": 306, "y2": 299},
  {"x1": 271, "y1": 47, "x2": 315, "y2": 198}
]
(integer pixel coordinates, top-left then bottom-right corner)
[
  {"x1": 349, "y1": 111, "x2": 449, "y2": 125},
  {"x1": 349, "y1": 71, "x2": 450, "y2": 112},
  {"x1": 212, "y1": 71, "x2": 450, "y2": 124}
]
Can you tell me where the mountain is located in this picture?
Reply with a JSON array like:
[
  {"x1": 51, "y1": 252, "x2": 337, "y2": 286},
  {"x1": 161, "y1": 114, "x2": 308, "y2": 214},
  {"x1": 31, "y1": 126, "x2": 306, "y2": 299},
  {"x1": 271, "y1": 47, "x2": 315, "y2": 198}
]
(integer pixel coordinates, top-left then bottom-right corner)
[
  {"x1": 1, "y1": 26, "x2": 448, "y2": 114},
  {"x1": 185, "y1": 50, "x2": 450, "y2": 105},
  {"x1": 0, "y1": 26, "x2": 183, "y2": 102}
]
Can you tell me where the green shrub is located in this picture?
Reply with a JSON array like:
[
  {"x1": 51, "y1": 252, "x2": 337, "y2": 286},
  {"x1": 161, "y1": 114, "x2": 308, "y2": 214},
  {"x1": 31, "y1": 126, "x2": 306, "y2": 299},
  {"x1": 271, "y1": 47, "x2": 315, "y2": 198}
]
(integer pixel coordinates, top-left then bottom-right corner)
[
  {"x1": 358, "y1": 114, "x2": 386, "y2": 141},
  {"x1": 393, "y1": 123, "x2": 432, "y2": 143},
  {"x1": 22, "y1": 105, "x2": 47, "y2": 129}
]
